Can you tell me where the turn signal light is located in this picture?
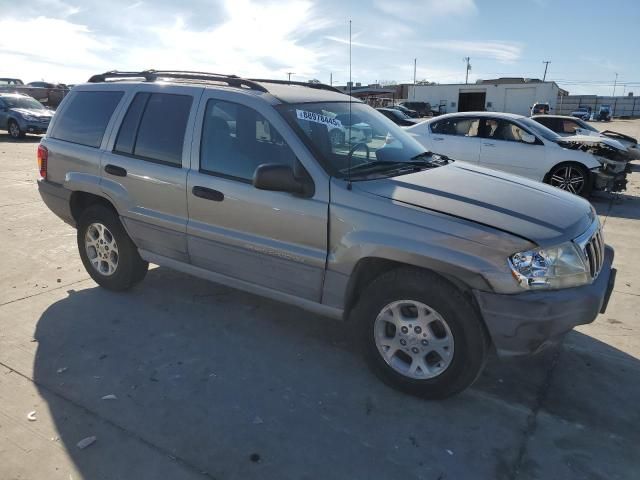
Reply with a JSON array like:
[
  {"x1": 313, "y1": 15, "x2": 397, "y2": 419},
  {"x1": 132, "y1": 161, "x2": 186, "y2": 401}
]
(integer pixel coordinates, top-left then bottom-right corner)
[{"x1": 37, "y1": 144, "x2": 48, "y2": 179}]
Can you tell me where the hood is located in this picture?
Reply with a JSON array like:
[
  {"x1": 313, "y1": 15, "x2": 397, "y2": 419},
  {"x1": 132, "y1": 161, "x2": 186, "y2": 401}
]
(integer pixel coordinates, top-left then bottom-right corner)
[
  {"x1": 354, "y1": 162, "x2": 594, "y2": 246},
  {"x1": 556, "y1": 134, "x2": 626, "y2": 151},
  {"x1": 600, "y1": 130, "x2": 638, "y2": 145},
  {"x1": 11, "y1": 107, "x2": 53, "y2": 118}
]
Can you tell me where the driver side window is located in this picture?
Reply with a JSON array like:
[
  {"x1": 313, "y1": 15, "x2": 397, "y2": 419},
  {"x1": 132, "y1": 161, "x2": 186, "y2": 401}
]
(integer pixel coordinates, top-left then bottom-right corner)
[
  {"x1": 485, "y1": 119, "x2": 530, "y2": 143},
  {"x1": 200, "y1": 100, "x2": 296, "y2": 182}
]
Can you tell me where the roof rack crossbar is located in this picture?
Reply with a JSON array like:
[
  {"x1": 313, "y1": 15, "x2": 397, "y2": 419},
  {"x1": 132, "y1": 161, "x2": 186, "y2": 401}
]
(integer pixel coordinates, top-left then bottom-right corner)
[
  {"x1": 249, "y1": 78, "x2": 342, "y2": 93},
  {"x1": 87, "y1": 70, "x2": 268, "y2": 92}
]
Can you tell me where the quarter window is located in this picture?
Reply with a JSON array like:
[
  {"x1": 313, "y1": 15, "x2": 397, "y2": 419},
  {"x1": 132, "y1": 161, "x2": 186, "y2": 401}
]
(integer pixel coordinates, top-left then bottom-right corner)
[
  {"x1": 200, "y1": 100, "x2": 296, "y2": 181},
  {"x1": 51, "y1": 91, "x2": 123, "y2": 148},
  {"x1": 114, "y1": 92, "x2": 192, "y2": 166}
]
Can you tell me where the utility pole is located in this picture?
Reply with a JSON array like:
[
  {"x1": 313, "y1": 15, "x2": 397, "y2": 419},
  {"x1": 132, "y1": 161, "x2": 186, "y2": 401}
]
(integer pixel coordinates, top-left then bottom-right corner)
[
  {"x1": 413, "y1": 58, "x2": 417, "y2": 99},
  {"x1": 286, "y1": 72, "x2": 295, "y2": 82},
  {"x1": 330, "y1": 72, "x2": 332, "y2": 86},
  {"x1": 612, "y1": 72, "x2": 618, "y2": 96},
  {"x1": 542, "y1": 60, "x2": 551, "y2": 81},
  {"x1": 464, "y1": 57, "x2": 471, "y2": 84}
]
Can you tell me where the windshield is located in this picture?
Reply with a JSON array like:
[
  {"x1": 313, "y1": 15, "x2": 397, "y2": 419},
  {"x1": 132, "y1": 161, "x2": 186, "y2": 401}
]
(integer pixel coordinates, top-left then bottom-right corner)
[
  {"x1": 278, "y1": 102, "x2": 431, "y2": 179},
  {"x1": 4, "y1": 96, "x2": 46, "y2": 110},
  {"x1": 517, "y1": 117, "x2": 560, "y2": 142}
]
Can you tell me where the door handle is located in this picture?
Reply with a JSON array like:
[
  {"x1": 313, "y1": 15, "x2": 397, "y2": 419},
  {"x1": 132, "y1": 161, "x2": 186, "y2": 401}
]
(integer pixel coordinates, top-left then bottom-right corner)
[
  {"x1": 482, "y1": 142, "x2": 495, "y2": 147},
  {"x1": 104, "y1": 164, "x2": 127, "y2": 177},
  {"x1": 192, "y1": 186, "x2": 224, "y2": 202},
  {"x1": 432, "y1": 137, "x2": 445, "y2": 141}
]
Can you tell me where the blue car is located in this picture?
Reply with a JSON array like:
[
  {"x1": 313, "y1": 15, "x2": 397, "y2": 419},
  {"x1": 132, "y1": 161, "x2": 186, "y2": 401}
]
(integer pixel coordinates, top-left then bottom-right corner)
[{"x1": 0, "y1": 93, "x2": 53, "y2": 139}]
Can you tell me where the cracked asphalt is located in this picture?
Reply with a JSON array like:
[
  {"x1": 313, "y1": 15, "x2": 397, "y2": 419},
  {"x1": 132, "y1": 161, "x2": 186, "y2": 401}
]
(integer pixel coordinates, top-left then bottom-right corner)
[{"x1": 0, "y1": 120, "x2": 639, "y2": 480}]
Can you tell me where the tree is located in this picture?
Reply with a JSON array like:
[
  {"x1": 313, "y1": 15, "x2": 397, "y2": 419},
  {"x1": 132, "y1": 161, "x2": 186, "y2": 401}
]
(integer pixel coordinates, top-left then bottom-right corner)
[
  {"x1": 308, "y1": 79, "x2": 321, "y2": 84},
  {"x1": 415, "y1": 79, "x2": 435, "y2": 85},
  {"x1": 379, "y1": 80, "x2": 397, "y2": 87}
]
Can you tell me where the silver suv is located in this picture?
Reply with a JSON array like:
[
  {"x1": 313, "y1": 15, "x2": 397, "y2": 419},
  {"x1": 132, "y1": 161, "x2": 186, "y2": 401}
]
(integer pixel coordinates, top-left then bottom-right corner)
[{"x1": 37, "y1": 70, "x2": 616, "y2": 398}]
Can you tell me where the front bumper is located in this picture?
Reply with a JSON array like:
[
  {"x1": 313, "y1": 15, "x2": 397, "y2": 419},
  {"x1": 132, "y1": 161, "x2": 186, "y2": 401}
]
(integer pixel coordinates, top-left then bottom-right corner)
[
  {"x1": 474, "y1": 246, "x2": 615, "y2": 356},
  {"x1": 17, "y1": 118, "x2": 50, "y2": 134}
]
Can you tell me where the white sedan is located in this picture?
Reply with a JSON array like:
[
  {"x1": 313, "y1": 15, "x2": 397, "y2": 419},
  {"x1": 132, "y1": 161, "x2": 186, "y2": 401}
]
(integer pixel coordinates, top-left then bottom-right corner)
[{"x1": 406, "y1": 112, "x2": 630, "y2": 196}]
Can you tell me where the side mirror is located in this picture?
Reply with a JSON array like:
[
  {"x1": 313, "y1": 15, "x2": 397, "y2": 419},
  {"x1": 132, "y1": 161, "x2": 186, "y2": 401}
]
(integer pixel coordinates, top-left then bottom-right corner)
[
  {"x1": 253, "y1": 163, "x2": 314, "y2": 197},
  {"x1": 521, "y1": 132, "x2": 536, "y2": 144}
]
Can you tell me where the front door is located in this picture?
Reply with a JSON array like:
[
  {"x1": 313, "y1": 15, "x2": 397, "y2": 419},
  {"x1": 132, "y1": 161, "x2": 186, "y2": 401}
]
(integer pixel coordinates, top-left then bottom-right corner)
[
  {"x1": 186, "y1": 91, "x2": 328, "y2": 301},
  {"x1": 478, "y1": 118, "x2": 545, "y2": 179}
]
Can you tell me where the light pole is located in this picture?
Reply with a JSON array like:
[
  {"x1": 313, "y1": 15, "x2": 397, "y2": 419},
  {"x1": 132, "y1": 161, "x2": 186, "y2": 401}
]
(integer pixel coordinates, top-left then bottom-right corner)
[
  {"x1": 612, "y1": 72, "x2": 618, "y2": 96},
  {"x1": 542, "y1": 60, "x2": 551, "y2": 81},
  {"x1": 286, "y1": 72, "x2": 295, "y2": 82},
  {"x1": 464, "y1": 57, "x2": 471, "y2": 84},
  {"x1": 413, "y1": 58, "x2": 417, "y2": 99}
]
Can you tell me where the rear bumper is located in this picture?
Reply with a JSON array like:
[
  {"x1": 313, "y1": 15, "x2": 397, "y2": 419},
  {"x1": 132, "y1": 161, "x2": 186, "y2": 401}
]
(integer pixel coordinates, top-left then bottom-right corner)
[
  {"x1": 37, "y1": 179, "x2": 75, "y2": 226},
  {"x1": 474, "y1": 246, "x2": 615, "y2": 356}
]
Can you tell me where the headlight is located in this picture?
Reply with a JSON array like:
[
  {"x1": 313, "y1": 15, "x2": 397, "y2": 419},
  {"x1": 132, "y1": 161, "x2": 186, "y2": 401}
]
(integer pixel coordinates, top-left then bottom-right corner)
[
  {"x1": 23, "y1": 115, "x2": 36, "y2": 121},
  {"x1": 508, "y1": 242, "x2": 590, "y2": 290}
]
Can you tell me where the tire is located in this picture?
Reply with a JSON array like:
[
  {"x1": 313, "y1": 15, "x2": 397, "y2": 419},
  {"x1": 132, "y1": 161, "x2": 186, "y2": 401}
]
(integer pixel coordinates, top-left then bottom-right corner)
[
  {"x1": 546, "y1": 163, "x2": 592, "y2": 197},
  {"x1": 8, "y1": 120, "x2": 24, "y2": 139},
  {"x1": 77, "y1": 204, "x2": 148, "y2": 291},
  {"x1": 352, "y1": 267, "x2": 489, "y2": 399}
]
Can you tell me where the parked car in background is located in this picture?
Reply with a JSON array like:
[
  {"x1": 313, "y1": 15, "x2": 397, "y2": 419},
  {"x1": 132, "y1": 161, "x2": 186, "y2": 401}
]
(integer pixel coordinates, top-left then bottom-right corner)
[
  {"x1": 532, "y1": 114, "x2": 640, "y2": 160},
  {"x1": 571, "y1": 106, "x2": 592, "y2": 120},
  {"x1": 0, "y1": 93, "x2": 53, "y2": 138},
  {"x1": 376, "y1": 107, "x2": 422, "y2": 126},
  {"x1": 595, "y1": 105, "x2": 612, "y2": 121},
  {"x1": 328, "y1": 112, "x2": 373, "y2": 146},
  {"x1": 399, "y1": 101, "x2": 432, "y2": 117},
  {"x1": 530, "y1": 102, "x2": 550, "y2": 115},
  {"x1": 407, "y1": 112, "x2": 631, "y2": 196},
  {"x1": 390, "y1": 104, "x2": 418, "y2": 118},
  {"x1": 0, "y1": 78, "x2": 24, "y2": 86},
  {"x1": 0, "y1": 79, "x2": 69, "y2": 108},
  {"x1": 37, "y1": 71, "x2": 616, "y2": 399}
]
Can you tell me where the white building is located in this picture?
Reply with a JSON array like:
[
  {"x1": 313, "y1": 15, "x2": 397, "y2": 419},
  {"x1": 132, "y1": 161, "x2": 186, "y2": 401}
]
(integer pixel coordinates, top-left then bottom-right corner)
[{"x1": 404, "y1": 78, "x2": 566, "y2": 116}]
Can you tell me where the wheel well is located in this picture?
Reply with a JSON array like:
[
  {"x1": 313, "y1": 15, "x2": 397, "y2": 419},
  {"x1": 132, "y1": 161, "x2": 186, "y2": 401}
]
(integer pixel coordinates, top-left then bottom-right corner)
[
  {"x1": 69, "y1": 191, "x2": 117, "y2": 224},
  {"x1": 544, "y1": 161, "x2": 591, "y2": 182},
  {"x1": 343, "y1": 257, "x2": 473, "y2": 320}
]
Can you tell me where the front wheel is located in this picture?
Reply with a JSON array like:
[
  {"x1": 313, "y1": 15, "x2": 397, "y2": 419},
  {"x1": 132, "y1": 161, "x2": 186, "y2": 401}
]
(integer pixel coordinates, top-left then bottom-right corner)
[
  {"x1": 77, "y1": 204, "x2": 148, "y2": 291},
  {"x1": 546, "y1": 163, "x2": 591, "y2": 197},
  {"x1": 8, "y1": 120, "x2": 24, "y2": 139},
  {"x1": 352, "y1": 267, "x2": 489, "y2": 399}
]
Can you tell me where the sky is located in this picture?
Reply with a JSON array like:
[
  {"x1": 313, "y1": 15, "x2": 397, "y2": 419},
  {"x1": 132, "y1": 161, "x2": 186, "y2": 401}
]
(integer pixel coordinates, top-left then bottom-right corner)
[{"x1": 1, "y1": 0, "x2": 639, "y2": 96}]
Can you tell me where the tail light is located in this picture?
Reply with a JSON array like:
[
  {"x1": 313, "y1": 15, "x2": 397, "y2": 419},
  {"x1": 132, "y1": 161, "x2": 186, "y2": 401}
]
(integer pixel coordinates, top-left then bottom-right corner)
[{"x1": 37, "y1": 144, "x2": 48, "y2": 179}]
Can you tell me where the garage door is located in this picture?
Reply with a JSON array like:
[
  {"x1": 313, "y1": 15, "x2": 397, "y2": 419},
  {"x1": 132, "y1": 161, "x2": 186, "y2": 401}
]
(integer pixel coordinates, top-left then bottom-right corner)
[{"x1": 504, "y1": 88, "x2": 536, "y2": 116}]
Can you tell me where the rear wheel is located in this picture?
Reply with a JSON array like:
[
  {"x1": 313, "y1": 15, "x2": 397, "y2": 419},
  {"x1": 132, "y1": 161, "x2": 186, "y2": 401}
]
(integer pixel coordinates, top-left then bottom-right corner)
[
  {"x1": 352, "y1": 267, "x2": 489, "y2": 399},
  {"x1": 547, "y1": 163, "x2": 591, "y2": 197},
  {"x1": 77, "y1": 204, "x2": 148, "y2": 291},
  {"x1": 8, "y1": 120, "x2": 24, "y2": 139}
]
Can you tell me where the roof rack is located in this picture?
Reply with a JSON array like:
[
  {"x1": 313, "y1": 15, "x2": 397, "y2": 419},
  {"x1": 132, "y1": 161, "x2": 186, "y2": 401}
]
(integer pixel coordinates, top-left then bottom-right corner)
[
  {"x1": 249, "y1": 78, "x2": 342, "y2": 93},
  {"x1": 87, "y1": 70, "x2": 268, "y2": 92}
]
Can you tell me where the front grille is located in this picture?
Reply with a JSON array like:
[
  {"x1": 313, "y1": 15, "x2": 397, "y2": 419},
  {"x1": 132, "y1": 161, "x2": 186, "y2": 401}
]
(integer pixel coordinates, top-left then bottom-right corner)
[{"x1": 582, "y1": 228, "x2": 605, "y2": 279}]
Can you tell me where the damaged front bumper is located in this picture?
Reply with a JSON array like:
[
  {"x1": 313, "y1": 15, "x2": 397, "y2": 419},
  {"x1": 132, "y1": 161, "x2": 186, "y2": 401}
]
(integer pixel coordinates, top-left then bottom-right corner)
[{"x1": 591, "y1": 161, "x2": 629, "y2": 193}]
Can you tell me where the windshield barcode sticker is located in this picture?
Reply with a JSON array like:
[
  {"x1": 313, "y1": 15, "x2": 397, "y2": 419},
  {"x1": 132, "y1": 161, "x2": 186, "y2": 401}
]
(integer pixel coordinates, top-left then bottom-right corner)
[{"x1": 296, "y1": 110, "x2": 342, "y2": 128}]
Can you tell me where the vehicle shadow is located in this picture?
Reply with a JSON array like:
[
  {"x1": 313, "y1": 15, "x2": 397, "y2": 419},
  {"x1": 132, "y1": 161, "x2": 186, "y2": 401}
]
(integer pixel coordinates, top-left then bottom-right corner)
[
  {"x1": 31, "y1": 267, "x2": 640, "y2": 479},
  {"x1": 0, "y1": 133, "x2": 43, "y2": 143}
]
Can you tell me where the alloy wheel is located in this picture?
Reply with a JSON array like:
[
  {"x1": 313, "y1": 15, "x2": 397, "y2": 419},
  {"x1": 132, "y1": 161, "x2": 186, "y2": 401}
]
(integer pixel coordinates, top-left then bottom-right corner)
[
  {"x1": 374, "y1": 300, "x2": 455, "y2": 380},
  {"x1": 549, "y1": 166, "x2": 585, "y2": 194},
  {"x1": 84, "y1": 222, "x2": 119, "y2": 276}
]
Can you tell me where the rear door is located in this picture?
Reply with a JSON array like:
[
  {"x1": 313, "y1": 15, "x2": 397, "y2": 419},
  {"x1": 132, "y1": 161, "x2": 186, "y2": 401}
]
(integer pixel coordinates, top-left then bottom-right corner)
[
  {"x1": 100, "y1": 84, "x2": 202, "y2": 262},
  {"x1": 186, "y1": 90, "x2": 328, "y2": 301},
  {"x1": 478, "y1": 117, "x2": 545, "y2": 179},
  {"x1": 428, "y1": 116, "x2": 481, "y2": 163}
]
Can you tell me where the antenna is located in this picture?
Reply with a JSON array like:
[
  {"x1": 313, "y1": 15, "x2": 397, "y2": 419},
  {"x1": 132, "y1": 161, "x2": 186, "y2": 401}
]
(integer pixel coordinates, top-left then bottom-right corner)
[{"x1": 347, "y1": 19, "x2": 353, "y2": 190}]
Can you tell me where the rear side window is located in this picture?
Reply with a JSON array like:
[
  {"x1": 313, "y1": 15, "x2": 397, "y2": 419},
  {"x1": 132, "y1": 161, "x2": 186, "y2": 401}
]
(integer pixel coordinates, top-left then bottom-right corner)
[
  {"x1": 114, "y1": 93, "x2": 192, "y2": 166},
  {"x1": 51, "y1": 91, "x2": 123, "y2": 147},
  {"x1": 431, "y1": 118, "x2": 479, "y2": 137}
]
